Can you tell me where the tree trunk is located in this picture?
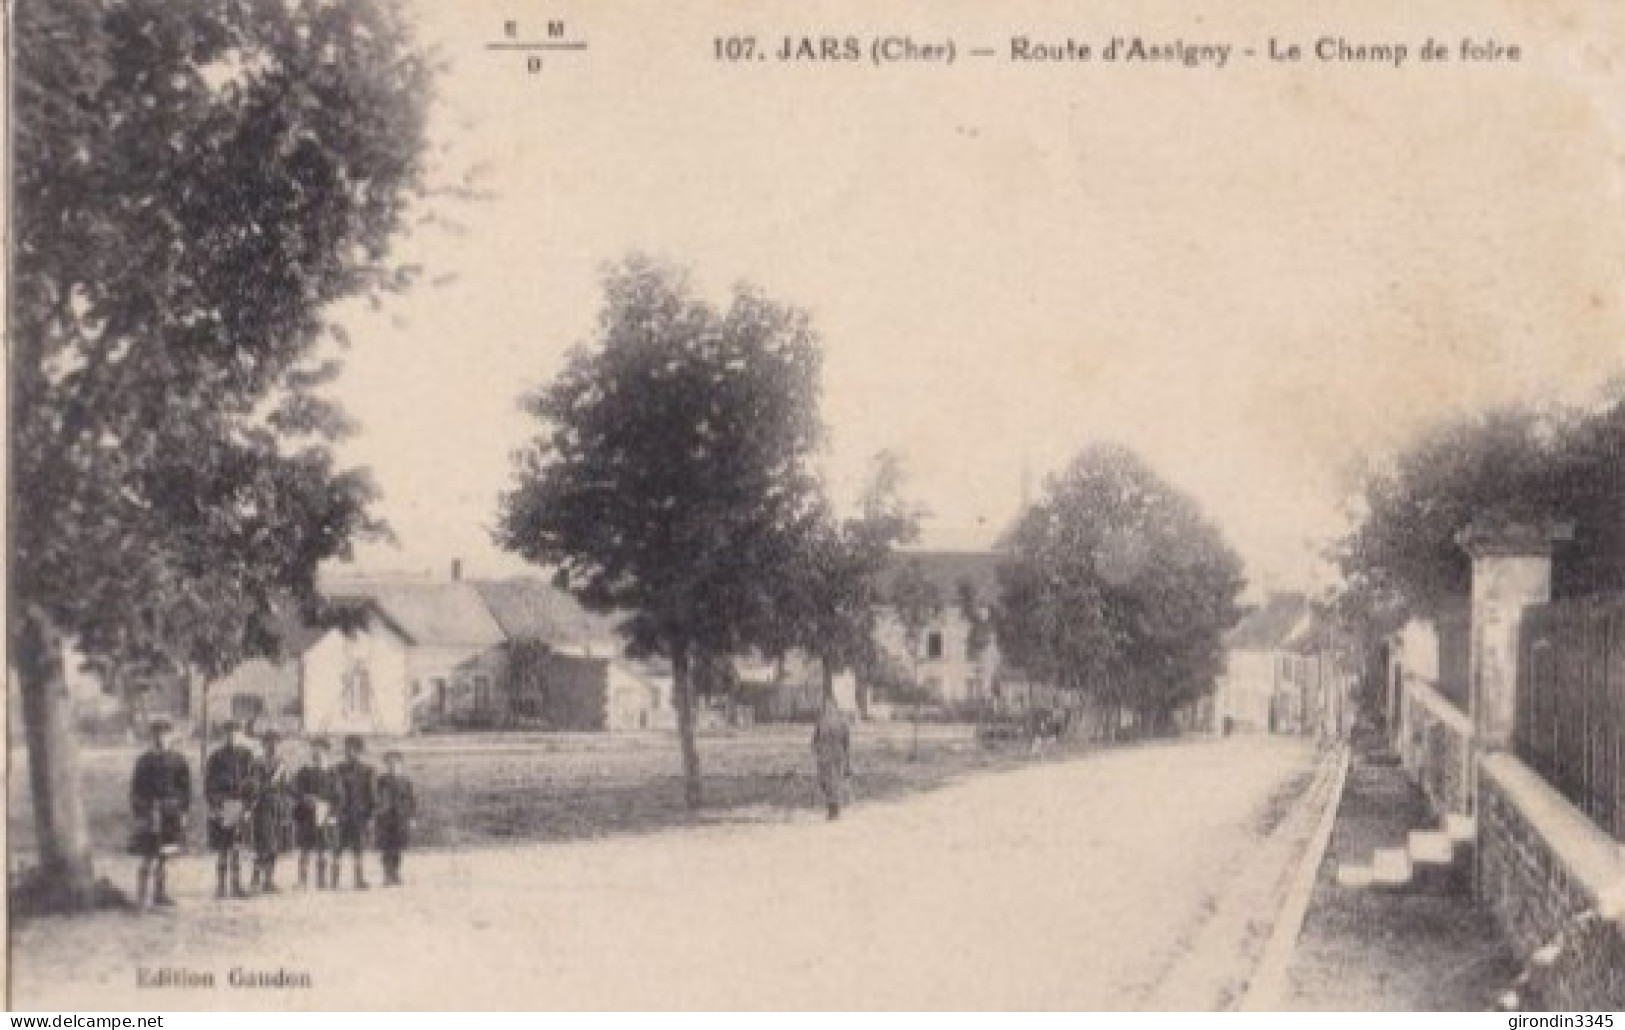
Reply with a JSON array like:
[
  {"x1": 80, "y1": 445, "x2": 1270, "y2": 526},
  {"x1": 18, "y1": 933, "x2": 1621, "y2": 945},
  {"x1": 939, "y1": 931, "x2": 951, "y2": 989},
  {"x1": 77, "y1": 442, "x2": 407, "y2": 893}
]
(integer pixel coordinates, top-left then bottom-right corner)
[
  {"x1": 671, "y1": 639, "x2": 703, "y2": 809},
  {"x1": 196, "y1": 668, "x2": 209, "y2": 787},
  {"x1": 854, "y1": 676, "x2": 870, "y2": 721},
  {"x1": 15, "y1": 609, "x2": 99, "y2": 910},
  {"x1": 820, "y1": 655, "x2": 836, "y2": 703},
  {"x1": 909, "y1": 649, "x2": 921, "y2": 760}
]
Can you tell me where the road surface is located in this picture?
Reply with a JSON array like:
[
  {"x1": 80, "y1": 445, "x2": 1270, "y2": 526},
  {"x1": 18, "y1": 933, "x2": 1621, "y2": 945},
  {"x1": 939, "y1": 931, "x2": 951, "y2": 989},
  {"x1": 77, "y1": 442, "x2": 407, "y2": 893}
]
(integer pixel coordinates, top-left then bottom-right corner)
[{"x1": 11, "y1": 735, "x2": 1328, "y2": 1010}]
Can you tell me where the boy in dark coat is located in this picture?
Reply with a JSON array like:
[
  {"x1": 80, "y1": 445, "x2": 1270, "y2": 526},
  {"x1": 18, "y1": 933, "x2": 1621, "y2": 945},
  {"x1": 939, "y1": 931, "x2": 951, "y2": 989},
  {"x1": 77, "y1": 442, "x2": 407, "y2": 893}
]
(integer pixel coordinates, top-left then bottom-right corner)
[
  {"x1": 292, "y1": 737, "x2": 341, "y2": 889},
  {"x1": 332, "y1": 734, "x2": 377, "y2": 889},
  {"x1": 375, "y1": 750, "x2": 418, "y2": 886},
  {"x1": 247, "y1": 729, "x2": 294, "y2": 892},
  {"x1": 204, "y1": 720, "x2": 256, "y2": 899},
  {"x1": 129, "y1": 719, "x2": 192, "y2": 909}
]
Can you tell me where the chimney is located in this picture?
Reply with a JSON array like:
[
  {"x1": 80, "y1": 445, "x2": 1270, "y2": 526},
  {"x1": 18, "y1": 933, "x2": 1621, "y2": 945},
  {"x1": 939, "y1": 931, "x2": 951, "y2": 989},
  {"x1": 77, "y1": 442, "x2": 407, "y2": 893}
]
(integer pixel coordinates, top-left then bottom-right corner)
[{"x1": 450, "y1": 559, "x2": 462, "y2": 582}]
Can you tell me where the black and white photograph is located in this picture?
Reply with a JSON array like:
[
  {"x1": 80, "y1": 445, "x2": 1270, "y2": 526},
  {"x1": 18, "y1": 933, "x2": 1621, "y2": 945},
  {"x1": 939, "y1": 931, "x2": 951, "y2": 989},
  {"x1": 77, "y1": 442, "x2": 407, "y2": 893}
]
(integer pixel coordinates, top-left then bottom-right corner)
[{"x1": 7, "y1": 0, "x2": 1625, "y2": 1012}]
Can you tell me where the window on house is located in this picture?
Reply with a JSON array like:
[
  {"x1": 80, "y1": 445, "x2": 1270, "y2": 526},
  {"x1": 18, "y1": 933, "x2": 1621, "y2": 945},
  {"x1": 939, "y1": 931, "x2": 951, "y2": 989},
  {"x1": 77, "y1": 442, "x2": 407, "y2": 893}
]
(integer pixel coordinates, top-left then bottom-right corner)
[
  {"x1": 340, "y1": 661, "x2": 374, "y2": 717},
  {"x1": 472, "y1": 674, "x2": 493, "y2": 711},
  {"x1": 230, "y1": 695, "x2": 266, "y2": 720},
  {"x1": 926, "y1": 631, "x2": 944, "y2": 661}
]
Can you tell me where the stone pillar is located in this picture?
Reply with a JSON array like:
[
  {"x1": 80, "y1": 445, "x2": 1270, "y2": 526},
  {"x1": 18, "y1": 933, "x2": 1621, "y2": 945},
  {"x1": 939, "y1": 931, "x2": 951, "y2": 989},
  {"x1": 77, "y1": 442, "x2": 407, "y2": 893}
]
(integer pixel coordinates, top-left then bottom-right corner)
[{"x1": 1456, "y1": 519, "x2": 1573, "y2": 754}]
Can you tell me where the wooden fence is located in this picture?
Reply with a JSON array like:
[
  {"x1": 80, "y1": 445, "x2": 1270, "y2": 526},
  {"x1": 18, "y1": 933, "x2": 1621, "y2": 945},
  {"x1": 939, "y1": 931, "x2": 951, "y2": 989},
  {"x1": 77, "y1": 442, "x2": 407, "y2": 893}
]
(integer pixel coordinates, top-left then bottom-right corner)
[{"x1": 1516, "y1": 594, "x2": 1625, "y2": 841}]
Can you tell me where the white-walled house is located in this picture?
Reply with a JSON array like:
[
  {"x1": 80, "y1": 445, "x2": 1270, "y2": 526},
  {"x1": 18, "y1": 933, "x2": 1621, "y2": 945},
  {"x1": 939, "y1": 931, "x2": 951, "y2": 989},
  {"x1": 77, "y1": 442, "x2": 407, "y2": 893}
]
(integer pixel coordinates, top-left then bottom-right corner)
[
  {"x1": 1214, "y1": 592, "x2": 1348, "y2": 736},
  {"x1": 303, "y1": 618, "x2": 414, "y2": 735},
  {"x1": 1214, "y1": 593, "x2": 1311, "y2": 732},
  {"x1": 875, "y1": 551, "x2": 1002, "y2": 705},
  {"x1": 606, "y1": 660, "x2": 676, "y2": 731},
  {"x1": 304, "y1": 581, "x2": 509, "y2": 735}
]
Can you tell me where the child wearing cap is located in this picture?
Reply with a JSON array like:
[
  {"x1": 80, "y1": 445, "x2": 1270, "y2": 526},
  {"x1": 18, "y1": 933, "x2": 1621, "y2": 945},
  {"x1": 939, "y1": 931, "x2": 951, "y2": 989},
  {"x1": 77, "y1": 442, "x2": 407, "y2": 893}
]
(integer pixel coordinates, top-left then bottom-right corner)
[
  {"x1": 375, "y1": 750, "x2": 418, "y2": 886},
  {"x1": 247, "y1": 728, "x2": 294, "y2": 892},
  {"x1": 332, "y1": 734, "x2": 377, "y2": 889},
  {"x1": 204, "y1": 719, "x2": 256, "y2": 899},
  {"x1": 128, "y1": 719, "x2": 191, "y2": 909},
  {"x1": 292, "y1": 737, "x2": 341, "y2": 888}
]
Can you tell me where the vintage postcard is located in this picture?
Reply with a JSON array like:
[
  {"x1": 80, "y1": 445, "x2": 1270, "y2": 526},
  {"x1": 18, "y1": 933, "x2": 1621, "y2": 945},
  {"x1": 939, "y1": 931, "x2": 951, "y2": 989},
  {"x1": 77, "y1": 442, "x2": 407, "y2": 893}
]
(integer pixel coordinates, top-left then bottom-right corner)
[{"x1": 8, "y1": 0, "x2": 1625, "y2": 1013}]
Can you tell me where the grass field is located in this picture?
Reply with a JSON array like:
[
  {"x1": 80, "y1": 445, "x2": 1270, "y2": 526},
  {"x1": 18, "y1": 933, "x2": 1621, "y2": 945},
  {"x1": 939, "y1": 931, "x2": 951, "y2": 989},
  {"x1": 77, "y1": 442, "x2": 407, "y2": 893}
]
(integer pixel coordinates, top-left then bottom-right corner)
[{"x1": 8, "y1": 725, "x2": 1039, "y2": 860}]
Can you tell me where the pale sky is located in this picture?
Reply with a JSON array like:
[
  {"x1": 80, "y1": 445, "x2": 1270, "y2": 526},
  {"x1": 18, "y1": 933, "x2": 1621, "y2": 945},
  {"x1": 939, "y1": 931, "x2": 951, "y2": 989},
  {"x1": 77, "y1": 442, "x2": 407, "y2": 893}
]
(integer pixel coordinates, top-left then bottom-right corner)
[{"x1": 323, "y1": 0, "x2": 1625, "y2": 596}]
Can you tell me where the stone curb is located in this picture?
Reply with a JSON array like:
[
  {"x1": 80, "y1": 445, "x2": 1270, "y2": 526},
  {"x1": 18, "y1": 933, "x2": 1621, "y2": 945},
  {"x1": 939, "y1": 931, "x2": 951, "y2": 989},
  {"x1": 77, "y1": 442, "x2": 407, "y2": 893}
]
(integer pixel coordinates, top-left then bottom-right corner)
[{"x1": 1240, "y1": 742, "x2": 1352, "y2": 1011}]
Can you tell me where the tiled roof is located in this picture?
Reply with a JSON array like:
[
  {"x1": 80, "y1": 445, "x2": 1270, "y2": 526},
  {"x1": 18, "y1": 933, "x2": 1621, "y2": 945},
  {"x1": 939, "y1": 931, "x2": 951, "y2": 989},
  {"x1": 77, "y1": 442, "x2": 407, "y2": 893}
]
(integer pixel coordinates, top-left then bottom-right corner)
[
  {"x1": 327, "y1": 581, "x2": 507, "y2": 648},
  {"x1": 884, "y1": 550, "x2": 1003, "y2": 604},
  {"x1": 471, "y1": 578, "x2": 624, "y2": 647},
  {"x1": 1225, "y1": 593, "x2": 1312, "y2": 652}
]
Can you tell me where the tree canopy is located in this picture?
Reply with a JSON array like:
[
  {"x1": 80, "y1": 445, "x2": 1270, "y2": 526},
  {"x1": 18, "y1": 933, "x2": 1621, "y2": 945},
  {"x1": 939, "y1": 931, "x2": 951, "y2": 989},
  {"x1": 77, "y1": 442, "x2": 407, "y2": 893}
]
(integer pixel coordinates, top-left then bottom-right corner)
[
  {"x1": 13, "y1": 0, "x2": 434, "y2": 907},
  {"x1": 495, "y1": 256, "x2": 830, "y2": 805},
  {"x1": 994, "y1": 444, "x2": 1245, "y2": 725},
  {"x1": 15, "y1": 0, "x2": 432, "y2": 675},
  {"x1": 757, "y1": 451, "x2": 923, "y2": 698},
  {"x1": 1334, "y1": 391, "x2": 1625, "y2": 630}
]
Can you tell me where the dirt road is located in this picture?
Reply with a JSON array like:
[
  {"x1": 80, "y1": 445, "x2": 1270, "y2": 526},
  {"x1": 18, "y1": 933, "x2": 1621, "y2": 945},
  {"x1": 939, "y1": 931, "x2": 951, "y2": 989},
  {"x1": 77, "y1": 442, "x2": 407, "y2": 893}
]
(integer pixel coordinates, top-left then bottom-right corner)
[{"x1": 11, "y1": 735, "x2": 1327, "y2": 1010}]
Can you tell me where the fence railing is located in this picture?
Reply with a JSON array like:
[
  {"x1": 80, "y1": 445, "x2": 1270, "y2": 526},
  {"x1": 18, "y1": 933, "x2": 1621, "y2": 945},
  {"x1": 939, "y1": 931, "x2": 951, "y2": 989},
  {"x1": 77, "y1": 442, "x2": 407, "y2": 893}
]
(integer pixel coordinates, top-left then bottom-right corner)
[
  {"x1": 1516, "y1": 593, "x2": 1625, "y2": 841},
  {"x1": 1399, "y1": 676, "x2": 1473, "y2": 816}
]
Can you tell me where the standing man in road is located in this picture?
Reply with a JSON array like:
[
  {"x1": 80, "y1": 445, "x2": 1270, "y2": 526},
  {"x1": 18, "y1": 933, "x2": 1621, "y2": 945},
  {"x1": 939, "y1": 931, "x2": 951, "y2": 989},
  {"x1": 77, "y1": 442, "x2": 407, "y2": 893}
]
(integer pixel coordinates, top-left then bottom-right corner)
[
  {"x1": 205, "y1": 719, "x2": 256, "y2": 899},
  {"x1": 129, "y1": 719, "x2": 191, "y2": 910},
  {"x1": 812, "y1": 695, "x2": 853, "y2": 820},
  {"x1": 332, "y1": 734, "x2": 377, "y2": 889}
]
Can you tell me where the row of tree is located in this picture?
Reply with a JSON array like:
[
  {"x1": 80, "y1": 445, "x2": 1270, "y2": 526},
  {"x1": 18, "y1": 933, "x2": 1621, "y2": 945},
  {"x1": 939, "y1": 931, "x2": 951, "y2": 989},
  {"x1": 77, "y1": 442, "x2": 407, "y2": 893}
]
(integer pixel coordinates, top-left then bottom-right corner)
[
  {"x1": 495, "y1": 257, "x2": 1251, "y2": 801},
  {"x1": 14, "y1": 0, "x2": 1250, "y2": 912}
]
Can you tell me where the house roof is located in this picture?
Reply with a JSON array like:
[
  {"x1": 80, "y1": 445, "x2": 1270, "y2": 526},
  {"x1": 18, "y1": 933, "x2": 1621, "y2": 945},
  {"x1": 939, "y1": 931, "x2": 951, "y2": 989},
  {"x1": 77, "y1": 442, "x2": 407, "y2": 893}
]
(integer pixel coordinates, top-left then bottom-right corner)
[
  {"x1": 884, "y1": 550, "x2": 1003, "y2": 605},
  {"x1": 471, "y1": 578, "x2": 624, "y2": 647},
  {"x1": 326, "y1": 581, "x2": 508, "y2": 648},
  {"x1": 1225, "y1": 593, "x2": 1313, "y2": 652}
]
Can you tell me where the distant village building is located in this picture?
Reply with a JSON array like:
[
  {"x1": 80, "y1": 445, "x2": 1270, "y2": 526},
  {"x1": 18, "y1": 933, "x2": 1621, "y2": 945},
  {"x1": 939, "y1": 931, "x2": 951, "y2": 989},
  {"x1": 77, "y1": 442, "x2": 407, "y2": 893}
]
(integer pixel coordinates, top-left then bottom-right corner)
[
  {"x1": 874, "y1": 550, "x2": 1003, "y2": 706},
  {"x1": 307, "y1": 580, "x2": 509, "y2": 735},
  {"x1": 1215, "y1": 592, "x2": 1348, "y2": 736},
  {"x1": 473, "y1": 577, "x2": 672, "y2": 732},
  {"x1": 742, "y1": 652, "x2": 858, "y2": 722}
]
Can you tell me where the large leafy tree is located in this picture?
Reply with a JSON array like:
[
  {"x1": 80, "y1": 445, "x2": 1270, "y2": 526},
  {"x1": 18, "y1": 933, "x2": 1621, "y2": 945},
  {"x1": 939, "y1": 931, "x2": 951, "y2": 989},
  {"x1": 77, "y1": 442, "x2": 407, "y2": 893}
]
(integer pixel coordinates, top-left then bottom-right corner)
[
  {"x1": 995, "y1": 444, "x2": 1245, "y2": 730},
  {"x1": 13, "y1": 0, "x2": 432, "y2": 908},
  {"x1": 1334, "y1": 394, "x2": 1625, "y2": 631},
  {"x1": 753, "y1": 452, "x2": 922, "y2": 720},
  {"x1": 496, "y1": 256, "x2": 827, "y2": 808}
]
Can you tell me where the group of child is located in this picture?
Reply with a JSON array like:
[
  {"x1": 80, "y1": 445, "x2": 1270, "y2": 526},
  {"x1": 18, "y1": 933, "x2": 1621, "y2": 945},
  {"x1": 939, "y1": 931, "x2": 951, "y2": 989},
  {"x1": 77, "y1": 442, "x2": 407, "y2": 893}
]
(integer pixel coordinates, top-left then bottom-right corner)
[{"x1": 128, "y1": 718, "x2": 419, "y2": 909}]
